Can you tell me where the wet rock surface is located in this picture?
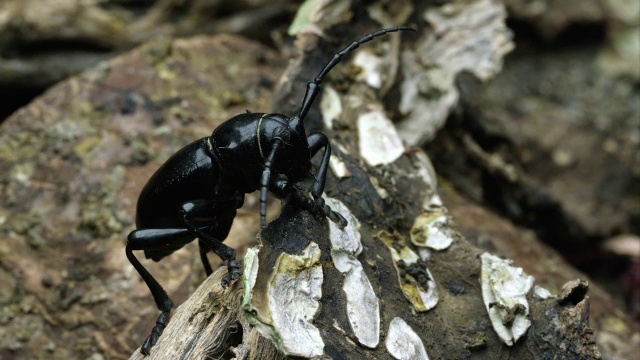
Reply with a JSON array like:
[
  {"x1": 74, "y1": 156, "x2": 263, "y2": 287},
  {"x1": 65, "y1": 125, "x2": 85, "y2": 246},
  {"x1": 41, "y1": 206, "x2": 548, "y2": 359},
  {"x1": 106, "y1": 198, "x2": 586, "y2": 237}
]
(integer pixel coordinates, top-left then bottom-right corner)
[{"x1": 0, "y1": 34, "x2": 281, "y2": 358}]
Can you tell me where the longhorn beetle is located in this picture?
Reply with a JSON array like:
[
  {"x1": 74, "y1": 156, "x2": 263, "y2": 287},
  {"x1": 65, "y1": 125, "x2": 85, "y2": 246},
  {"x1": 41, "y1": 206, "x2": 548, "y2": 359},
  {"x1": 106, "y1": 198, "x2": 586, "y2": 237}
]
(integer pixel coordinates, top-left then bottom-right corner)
[{"x1": 126, "y1": 26, "x2": 415, "y2": 355}]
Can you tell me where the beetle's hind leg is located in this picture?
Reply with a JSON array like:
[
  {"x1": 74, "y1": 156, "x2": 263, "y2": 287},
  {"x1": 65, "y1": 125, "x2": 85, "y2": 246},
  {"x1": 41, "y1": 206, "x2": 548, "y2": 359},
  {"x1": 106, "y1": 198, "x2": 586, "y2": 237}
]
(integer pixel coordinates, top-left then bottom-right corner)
[
  {"x1": 126, "y1": 228, "x2": 195, "y2": 355},
  {"x1": 306, "y1": 132, "x2": 331, "y2": 201}
]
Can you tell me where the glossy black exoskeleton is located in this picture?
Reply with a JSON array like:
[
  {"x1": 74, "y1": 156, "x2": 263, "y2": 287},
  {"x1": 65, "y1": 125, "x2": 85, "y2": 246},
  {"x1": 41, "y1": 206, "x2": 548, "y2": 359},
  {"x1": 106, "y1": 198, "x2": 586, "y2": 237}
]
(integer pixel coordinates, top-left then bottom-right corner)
[{"x1": 125, "y1": 26, "x2": 414, "y2": 355}]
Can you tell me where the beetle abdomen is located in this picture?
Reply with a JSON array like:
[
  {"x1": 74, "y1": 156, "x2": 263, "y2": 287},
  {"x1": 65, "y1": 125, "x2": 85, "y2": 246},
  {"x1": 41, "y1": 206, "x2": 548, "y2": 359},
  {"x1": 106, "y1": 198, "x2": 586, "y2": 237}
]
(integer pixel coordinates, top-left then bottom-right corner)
[{"x1": 136, "y1": 138, "x2": 219, "y2": 228}]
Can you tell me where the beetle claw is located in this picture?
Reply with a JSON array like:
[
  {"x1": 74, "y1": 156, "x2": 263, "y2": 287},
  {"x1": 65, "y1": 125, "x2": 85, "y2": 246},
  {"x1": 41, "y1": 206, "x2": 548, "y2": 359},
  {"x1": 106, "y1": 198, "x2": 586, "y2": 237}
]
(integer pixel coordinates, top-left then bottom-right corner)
[
  {"x1": 139, "y1": 310, "x2": 171, "y2": 355},
  {"x1": 332, "y1": 211, "x2": 348, "y2": 228},
  {"x1": 310, "y1": 196, "x2": 348, "y2": 229},
  {"x1": 221, "y1": 259, "x2": 242, "y2": 288}
]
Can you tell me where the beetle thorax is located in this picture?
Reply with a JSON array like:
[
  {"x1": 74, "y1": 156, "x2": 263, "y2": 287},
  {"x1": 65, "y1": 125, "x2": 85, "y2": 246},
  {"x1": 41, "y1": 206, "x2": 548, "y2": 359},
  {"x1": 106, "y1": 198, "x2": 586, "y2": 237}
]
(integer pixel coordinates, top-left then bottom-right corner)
[{"x1": 208, "y1": 112, "x2": 312, "y2": 192}]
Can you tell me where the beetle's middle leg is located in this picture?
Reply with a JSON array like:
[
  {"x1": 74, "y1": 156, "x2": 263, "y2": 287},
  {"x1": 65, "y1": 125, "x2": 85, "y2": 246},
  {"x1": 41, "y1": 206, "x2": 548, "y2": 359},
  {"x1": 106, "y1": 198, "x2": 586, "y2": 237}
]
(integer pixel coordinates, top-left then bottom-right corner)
[
  {"x1": 304, "y1": 133, "x2": 348, "y2": 228},
  {"x1": 306, "y1": 132, "x2": 331, "y2": 200},
  {"x1": 179, "y1": 199, "x2": 243, "y2": 287}
]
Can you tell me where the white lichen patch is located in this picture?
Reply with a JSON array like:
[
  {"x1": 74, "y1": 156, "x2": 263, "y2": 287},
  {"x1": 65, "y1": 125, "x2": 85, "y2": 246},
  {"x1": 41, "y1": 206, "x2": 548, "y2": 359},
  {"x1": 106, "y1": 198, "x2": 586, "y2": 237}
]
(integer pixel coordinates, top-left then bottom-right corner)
[
  {"x1": 242, "y1": 243, "x2": 325, "y2": 357},
  {"x1": 385, "y1": 317, "x2": 430, "y2": 360},
  {"x1": 326, "y1": 198, "x2": 380, "y2": 348},
  {"x1": 369, "y1": 176, "x2": 389, "y2": 199},
  {"x1": 480, "y1": 252, "x2": 534, "y2": 346},
  {"x1": 397, "y1": 0, "x2": 513, "y2": 146},
  {"x1": 410, "y1": 208, "x2": 454, "y2": 250},
  {"x1": 397, "y1": 70, "x2": 458, "y2": 146},
  {"x1": 242, "y1": 248, "x2": 275, "y2": 337},
  {"x1": 320, "y1": 85, "x2": 342, "y2": 129},
  {"x1": 410, "y1": 151, "x2": 443, "y2": 209},
  {"x1": 418, "y1": 248, "x2": 432, "y2": 262},
  {"x1": 411, "y1": 151, "x2": 438, "y2": 188},
  {"x1": 329, "y1": 155, "x2": 350, "y2": 178},
  {"x1": 329, "y1": 143, "x2": 351, "y2": 178},
  {"x1": 353, "y1": 50, "x2": 384, "y2": 89},
  {"x1": 533, "y1": 285, "x2": 555, "y2": 300},
  {"x1": 243, "y1": 248, "x2": 260, "y2": 300},
  {"x1": 287, "y1": 0, "x2": 353, "y2": 36},
  {"x1": 326, "y1": 198, "x2": 362, "y2": 257},
  {"x1": 377, "y1": 231, "x2": 439, "y2": 312},
  {"x1": 358, "y1": 110, "x2": 405, "y2": 166}
]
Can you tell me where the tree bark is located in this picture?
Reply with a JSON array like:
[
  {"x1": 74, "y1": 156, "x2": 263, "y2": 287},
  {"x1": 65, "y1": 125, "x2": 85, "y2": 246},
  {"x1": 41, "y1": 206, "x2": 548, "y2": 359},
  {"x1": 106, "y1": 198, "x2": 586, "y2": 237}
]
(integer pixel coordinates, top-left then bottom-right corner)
[{"x1": 126, "y1": 146, "x2": 601, "y2": 359}]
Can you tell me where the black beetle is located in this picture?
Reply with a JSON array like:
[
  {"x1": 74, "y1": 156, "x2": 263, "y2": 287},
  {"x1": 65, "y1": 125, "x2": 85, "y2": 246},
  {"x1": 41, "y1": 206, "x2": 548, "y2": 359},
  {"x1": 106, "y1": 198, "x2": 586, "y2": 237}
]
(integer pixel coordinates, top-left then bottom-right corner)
[{"x1": 125, "y1": 26, "x2": 414, "y2": 355}]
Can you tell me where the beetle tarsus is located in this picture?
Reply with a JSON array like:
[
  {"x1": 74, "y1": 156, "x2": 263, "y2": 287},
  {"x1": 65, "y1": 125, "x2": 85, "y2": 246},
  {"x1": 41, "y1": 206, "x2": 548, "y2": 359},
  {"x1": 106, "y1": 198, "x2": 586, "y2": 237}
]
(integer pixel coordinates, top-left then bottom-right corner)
[
  {"x1": 290, "y1": 191, "x2": 347, "y2": 228},
  {"x1": 330, "y1": 211, "x2": 348, "y2": 229},
  {"x1": 221, "y1": 259, "x2": 242, "y2": 287},
  {"x1": 140, "y1": 310, "x2": 171, "y2": 355},
  {"x1": 314, "y1": 197, "x2": 347, "y2": 228}
]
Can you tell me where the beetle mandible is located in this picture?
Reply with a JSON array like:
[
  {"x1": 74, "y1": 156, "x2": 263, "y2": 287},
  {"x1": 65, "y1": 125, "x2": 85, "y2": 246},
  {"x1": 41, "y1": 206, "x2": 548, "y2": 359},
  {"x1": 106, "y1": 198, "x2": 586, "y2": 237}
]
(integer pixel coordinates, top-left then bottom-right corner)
[{"x1": 126, "y1": 26, "x2": 415, "y2": 355}]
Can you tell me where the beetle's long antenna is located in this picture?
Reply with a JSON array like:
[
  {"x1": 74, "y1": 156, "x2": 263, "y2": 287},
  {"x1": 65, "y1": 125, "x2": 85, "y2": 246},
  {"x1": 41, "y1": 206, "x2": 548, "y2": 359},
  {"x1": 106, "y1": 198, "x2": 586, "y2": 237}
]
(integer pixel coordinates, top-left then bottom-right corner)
[
  {"x1": 296, "y1": 26, "x2": 415, "y2": 121},
  {"x1": 260, "y1": 139, "x2": 283, "y2": 229}
]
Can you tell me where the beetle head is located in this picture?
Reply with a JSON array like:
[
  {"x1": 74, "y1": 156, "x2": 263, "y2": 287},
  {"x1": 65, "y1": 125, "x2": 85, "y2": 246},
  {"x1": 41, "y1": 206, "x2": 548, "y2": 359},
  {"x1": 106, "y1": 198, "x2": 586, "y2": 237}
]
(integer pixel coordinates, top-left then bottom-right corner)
[
  {"x1": 281, "y1": 116, "x2": 312, "y2": 182},
  {"x1": 256, "y1": 114, "x2": 311, "y2": 183}
]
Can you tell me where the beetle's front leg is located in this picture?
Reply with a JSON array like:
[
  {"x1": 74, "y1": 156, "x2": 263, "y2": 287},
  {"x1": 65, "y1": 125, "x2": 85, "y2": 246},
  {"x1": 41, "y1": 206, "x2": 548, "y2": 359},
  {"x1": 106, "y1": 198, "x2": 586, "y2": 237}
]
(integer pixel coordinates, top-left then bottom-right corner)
[
  {"x1": 271, "y1": 178, "x2": 347, "y2": 228},
  {"x1": 307, "y1": 132, "x2": 331, "y2": 200},
  {"x1": 304, "y1": 133, "x2": 348, "y2": 228}
]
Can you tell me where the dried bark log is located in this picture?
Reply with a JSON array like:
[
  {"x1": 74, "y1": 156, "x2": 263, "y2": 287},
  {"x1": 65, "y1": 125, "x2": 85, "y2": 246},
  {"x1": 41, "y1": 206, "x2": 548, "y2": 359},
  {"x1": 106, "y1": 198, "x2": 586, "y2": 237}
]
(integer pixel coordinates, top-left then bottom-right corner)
[
  {"x1": 127, "y1": 181, "x2": 600, "y2": 359},
  {"x1": 127, "y1": 268, "x2": 285, "y2": 360}
]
